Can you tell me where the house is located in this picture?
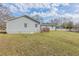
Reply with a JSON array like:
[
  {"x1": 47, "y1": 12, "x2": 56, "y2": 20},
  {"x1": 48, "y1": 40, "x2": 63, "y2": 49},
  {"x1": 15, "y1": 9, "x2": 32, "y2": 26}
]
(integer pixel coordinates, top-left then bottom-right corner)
[
  {"x1": 40, "y1": 23, "x2": 65, "y2": 31},
  {"x1": 40, "y1": 23, "x2": 56, "y2": 31},
  {"x1": 6, "y1": 15, "x2": 41, "y2": 34}
]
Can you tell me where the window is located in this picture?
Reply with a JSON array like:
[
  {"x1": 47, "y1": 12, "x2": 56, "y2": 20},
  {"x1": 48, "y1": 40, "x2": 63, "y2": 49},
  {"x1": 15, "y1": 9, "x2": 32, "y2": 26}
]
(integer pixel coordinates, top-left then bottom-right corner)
[
  {"x1": 35, "y1": 24, "x2": 38, "y2": 28},
  {"x1": 24, "y1": 23, "x2": 27, "y2": 28}
]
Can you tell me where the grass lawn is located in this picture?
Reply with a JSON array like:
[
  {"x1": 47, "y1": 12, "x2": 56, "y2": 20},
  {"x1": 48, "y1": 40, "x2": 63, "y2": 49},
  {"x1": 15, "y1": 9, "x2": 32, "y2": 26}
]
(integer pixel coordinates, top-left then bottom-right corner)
[{"x1": 0, "y1": 31, "x2": 79, "y2": 55}]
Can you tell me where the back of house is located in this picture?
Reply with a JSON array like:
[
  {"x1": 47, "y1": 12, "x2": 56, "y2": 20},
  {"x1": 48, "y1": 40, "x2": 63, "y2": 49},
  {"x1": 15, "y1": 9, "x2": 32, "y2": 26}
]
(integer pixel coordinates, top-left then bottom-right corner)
[{"x1": 6, "y1": 16, "x2": 40, "y2": 34}]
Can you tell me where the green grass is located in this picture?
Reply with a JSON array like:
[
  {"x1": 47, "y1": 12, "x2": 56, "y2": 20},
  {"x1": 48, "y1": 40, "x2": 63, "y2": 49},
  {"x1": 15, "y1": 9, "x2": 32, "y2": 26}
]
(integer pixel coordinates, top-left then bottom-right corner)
[{"x1": 0, "y1": 31, "x2": 79, "y2": 55}]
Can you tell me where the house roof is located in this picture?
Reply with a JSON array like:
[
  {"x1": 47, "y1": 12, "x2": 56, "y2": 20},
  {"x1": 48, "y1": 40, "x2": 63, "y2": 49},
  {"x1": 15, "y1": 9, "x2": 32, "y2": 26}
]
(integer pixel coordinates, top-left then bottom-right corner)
[
  {"x1": 8, "y1": 15, "x2": 40, "y2": 24},
  {"x1": 41, "y1": 23, "x2": 51, "y2": 26}
]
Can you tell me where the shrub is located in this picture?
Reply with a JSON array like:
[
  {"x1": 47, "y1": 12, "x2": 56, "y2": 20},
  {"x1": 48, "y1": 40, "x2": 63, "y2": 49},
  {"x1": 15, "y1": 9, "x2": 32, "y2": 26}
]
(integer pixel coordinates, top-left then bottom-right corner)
[{"x1": 41, "y1": 27, "x2": 50, "y2": 32}]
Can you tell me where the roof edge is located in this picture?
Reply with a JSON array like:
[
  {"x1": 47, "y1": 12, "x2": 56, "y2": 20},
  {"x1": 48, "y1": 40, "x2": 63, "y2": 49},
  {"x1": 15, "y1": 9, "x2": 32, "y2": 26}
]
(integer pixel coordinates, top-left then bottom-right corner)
[{"x1": 8, "y1": 15, "x2": 40, "y2": 24}]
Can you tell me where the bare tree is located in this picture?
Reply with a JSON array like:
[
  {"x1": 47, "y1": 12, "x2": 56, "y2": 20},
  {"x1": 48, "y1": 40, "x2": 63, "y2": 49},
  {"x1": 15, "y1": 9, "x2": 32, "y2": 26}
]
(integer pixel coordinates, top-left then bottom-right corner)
[
  {"x1": 61, "y1": 21, "x2": 74, "y2": 31},
  {"x1": 50, "y1": 18, "x2": 62, "y2": 30},
  {"x1": 0, "y1": 4, "x2": 12, "y2": 31}
]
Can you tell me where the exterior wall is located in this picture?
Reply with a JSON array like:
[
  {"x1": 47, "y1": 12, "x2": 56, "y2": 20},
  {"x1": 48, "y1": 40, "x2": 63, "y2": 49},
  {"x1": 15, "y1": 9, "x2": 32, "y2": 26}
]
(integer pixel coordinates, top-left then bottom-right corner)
[
  {"x1": 6, "y1": 17, "x2": 40, "y2": 34},
  {"x1": 41, "y1": 25, "x2": 56, "y2": 30},
  {"x1": 48, "y1": 26, "x2": 55, "y2": 30}
]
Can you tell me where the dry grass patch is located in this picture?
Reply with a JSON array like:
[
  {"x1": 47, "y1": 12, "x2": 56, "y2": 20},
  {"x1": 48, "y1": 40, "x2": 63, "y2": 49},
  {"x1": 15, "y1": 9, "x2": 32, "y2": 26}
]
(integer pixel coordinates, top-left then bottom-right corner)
[{"x1": 0, "y1": 31, "x2": 78, "y2": 55}]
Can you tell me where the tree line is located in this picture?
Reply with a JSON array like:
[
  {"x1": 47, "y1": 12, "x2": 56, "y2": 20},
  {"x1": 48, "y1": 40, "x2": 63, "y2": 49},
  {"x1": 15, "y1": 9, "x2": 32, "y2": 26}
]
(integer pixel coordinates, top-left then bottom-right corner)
[{"x1": 49, "y1": 17, "x2": 79, "y2": 32}]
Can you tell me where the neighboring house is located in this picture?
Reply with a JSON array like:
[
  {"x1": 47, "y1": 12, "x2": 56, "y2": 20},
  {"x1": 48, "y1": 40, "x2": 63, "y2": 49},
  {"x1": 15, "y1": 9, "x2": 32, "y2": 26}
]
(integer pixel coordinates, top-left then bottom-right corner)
[
  {"x1": 41, "y1": 23, "x2": 56, "y2": 30},
  {"x1": 6, "y1": 15, "x2": 40, "y2": 34},
  {"x1": 41, "y1": 23, "x2": 65, "y2": 31}
]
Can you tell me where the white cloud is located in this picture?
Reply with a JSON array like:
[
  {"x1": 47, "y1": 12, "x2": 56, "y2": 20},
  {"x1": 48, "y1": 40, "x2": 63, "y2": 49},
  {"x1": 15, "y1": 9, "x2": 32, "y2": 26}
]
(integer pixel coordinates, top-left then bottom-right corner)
[
  {"x1": 60, "y1": 13, "x2": 79, "y2": 23},
  {"x1": 61, "y1": 3, "x2": 70, "y2": 6},
  {"x1": 2, "y1": 3, "x2": 59, "y2": 17},
  {"x1": 3, "y1": 3, "x2": 79, "y2": 23}
]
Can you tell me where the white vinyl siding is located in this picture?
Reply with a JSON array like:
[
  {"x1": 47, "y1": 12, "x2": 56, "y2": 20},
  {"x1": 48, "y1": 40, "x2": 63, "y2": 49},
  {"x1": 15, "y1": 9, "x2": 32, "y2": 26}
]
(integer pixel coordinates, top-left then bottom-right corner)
[{"x1": 6, "y1": 17, "x2": 40, "y2": 34}]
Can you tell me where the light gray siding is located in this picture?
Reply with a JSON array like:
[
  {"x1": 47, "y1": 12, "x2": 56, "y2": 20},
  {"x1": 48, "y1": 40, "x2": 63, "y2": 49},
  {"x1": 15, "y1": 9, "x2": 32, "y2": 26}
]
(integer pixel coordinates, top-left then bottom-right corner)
[{"x1": 6, "y1": 17, "x2": 40, "y2": 34}]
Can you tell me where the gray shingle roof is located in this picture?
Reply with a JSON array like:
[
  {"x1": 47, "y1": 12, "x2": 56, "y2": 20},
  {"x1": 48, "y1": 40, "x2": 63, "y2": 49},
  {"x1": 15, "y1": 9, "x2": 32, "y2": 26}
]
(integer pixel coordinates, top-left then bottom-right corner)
[{"x1": 8, "y1": 15, "x2": 40, "y2": 24}]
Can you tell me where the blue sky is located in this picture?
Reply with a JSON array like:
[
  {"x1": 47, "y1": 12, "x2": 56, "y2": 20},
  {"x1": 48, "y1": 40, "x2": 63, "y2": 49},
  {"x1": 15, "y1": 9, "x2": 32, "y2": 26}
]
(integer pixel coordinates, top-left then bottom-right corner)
[{"x1": 3, "y1": 3, "x2": 79, "y2": 23}]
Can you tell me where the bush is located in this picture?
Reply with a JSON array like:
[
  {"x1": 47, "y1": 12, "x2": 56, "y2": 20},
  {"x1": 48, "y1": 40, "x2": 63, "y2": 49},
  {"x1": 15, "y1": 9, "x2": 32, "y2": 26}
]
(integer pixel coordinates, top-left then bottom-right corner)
[{"x1": 41, "y1": 27, "x2": 50, "y2": 32}]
